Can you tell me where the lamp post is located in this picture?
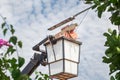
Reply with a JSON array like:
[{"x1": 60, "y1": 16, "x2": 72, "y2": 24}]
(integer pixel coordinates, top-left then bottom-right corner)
[{"x1": 44, "y1": 36, "x2": 82, "y2": 80}]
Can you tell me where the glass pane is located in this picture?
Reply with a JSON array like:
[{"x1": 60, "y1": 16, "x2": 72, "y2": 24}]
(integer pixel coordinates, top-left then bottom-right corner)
[
  {"x1": 46, "y1": 40, "x2": 63, "y2": 63},
  {"x1": 65, "y1": 60, "x2": 78, "y2": 75},
  {"x1": 54, "y1": 40, "x2": 63, "y2": 60},
  {"x1": 50, "y1": 60, "x2": 63, "y2": 75},
  {"x1": 64, "y1": 40, "x2": 80, "y2": 62},
  {"x1": 46, "y1": 44, "x2": 55, "y2": 63}
]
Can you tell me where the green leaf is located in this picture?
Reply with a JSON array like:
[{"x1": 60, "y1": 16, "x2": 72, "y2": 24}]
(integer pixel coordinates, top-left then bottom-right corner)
[
  {"x1": 110, "y1": 11, "x2": 119, "y2": 25},
  {"x1": 108, "y1": 6, "x2": 115, "y2": 12},
  {"x1": 0, "y1": 59, "x2": 2, "y2": 65},
  {"x1": 18, "y1": 41, "x2": 22, "y2": 48},
  {"x1": 29, "y1": 78, "x2": 32, "y2": 80},
  {"x1": 103, "y1": 32, "x2": 110, "y2": 37},
  {"x1": 85, "y1": 1, "x2": 93, "y2": 4},
  {"x1": 3, "y1": 28, "x2": 8, "y2": 36},
  {"x1": 11, "y1": 28, "x2": 15, "y2": 35},
  {"x1": 116, "y1": 47, "x2": 120, "y2": 54},
  {"x1": 114, "y1": 16, "x2": 120, "y2": 25},
  {"x1": 98, "y1": 10, "x2": 102, "y2": 18},
  {"x1": 112, "y1": 30, "x2": 117, "y2": 36},
  {"x1": 17, "y1": 74, "x2": 29, "y2": 80},
  {"x1": 92, "y1": 5, "x2": 97, "y2": 9},
  {"x1": 115, "y1": 72, "x2": 120, "y2": 80},
  {"x1": 93, "y1": 0, "x2": 100, "y2": 5},
  {"x1": 12, "y1": 69, "x2": 21, "y2": 80},
  {"x1": 97, "y1": 3, "x2": 108, "y2": 18},
  {"x1": 105, "y1": 48, "x2": 113, "y2": 57},
  {"x1": 108, "y1": 28, "x2": 113, "y2": 34},
  {"x1": 102, "y1": 56, "x2": 112, "y2": 63},
  {"x1": 9, "y1": 36, "x2": 17, "y2": 45},
  {"x1": 44, "y1": 74, "x2": 49, "y2": 80},
  {"x1": 35, "y1": 75, "x2": 39, "y2": 79},
  {"x1": 10, "y1": 25, "x2": 15, "y2": 34},
  {"x1": 1, "y1": 22, "x2": 6, "y2": 29},
  {"x1": 110, "y1": 0, "x2": 117, "y2": 4},
  {"x1": 7, "y1": 58, "x2": 18, "y2": 69},
  {"x1": 5, "y1": 46, "x2": 16, "y2": 55},
  {"x1": 8, "y1": 67, "x2": 13, "y2": 73},
  {"x1": 109, "y1": 64, "x2": 117, "y2": 74},
  {"x1": 38, "y1": 77, "x2": 42, "y2": 80},
  {"x1": 39, "y1": 72, "x2": 43, "y2": 76},
  {"x1": 110, "y1": 76, "x2": 115, "y2": 80},
  {"x1": 18, "y1": 57, "x2": 25, "y2": 68},
  {"x1": 10, "y1": 24, "x2": 13, "y2": 29}
]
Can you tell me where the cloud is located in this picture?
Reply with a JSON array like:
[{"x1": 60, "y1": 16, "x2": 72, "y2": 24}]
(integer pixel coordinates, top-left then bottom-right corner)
[{"x1": 0, "y1": 0, "x2": 117, "y2": 80}]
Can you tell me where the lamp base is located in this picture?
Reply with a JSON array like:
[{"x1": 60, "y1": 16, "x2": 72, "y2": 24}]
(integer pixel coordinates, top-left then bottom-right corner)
[{"x1": 50, "y1": 72, "x2": 77, "y2": 80}]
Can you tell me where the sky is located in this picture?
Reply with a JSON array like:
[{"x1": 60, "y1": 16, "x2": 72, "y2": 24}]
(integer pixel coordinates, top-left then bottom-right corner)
[{"x1": 0, "y1": 0, "x2": 118, "y2": 80}]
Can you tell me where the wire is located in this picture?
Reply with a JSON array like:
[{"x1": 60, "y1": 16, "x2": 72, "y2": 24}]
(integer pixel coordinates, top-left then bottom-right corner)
[
  {"x1": 75, "y1": 8, "x2": 90, "y2": 32},
  {"x1": 46, "y1": 26, "x2": 56, "y2": 61},
  {"x1": 48, "y1": 6, "x2": 93, "y2": 31},
  {"x1": 48, "y1": 36, "x2": 56, "y2": 61},
  {"x1": 73, "y1": 6, "x2": 92, "y2": 18}
]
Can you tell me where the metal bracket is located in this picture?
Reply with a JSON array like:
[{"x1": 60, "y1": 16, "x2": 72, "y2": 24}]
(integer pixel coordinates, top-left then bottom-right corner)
[{"x1": 21, "y1": 52, "x2": 47, "y2": 76}]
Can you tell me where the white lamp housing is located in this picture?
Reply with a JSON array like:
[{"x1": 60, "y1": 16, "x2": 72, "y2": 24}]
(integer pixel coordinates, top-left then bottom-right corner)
[{"x1": 44, "y1": 37, "x2": 82, "y2": 80}]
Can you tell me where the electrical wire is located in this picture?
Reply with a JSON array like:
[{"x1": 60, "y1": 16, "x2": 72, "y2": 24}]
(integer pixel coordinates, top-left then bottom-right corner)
[
  {"x1": 75, "y1": 8, "x2": 90, "y2": 32},
  {"x1": 48, "y1": 35, "x2": 56, "y2": 61}
]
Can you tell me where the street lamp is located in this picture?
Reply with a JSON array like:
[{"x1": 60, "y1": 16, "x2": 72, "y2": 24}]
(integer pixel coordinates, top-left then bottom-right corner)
[{"x1": 44, "y1": 36, "x2": 82, "y2": 80}]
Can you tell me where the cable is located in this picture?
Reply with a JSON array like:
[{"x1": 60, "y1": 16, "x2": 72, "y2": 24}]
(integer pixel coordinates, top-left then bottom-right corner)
[
  {"x1": 75, "y1": 8, "x2": 90, "y2": 32},
  {"x1": 48, "y1": 35, "x2": 56, "y2": 61},
  {"x1": 73, "y1": 6, "x2": 92, "y2": 18},
  {"x1": 48, "y1": 6, "x2": 93, "y2": 31},
  {"x1": 46, "y1": 27, "x2": 57, "y2": 61}
]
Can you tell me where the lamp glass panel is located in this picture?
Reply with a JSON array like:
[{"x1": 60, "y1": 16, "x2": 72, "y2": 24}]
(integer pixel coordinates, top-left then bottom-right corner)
[
  {"x1": 54, "y1": 40, "x2": 63, "y2": 60},
  {"x1": 64, "y1": 40, "x2": 80, "y2": 62},
  {"x1": 49, "y1": 60, "x2": 63, "y2": 75},
  {"x1": 65, "y1": 60, "x2": 77, "y2": 75},
  {"x1": 46, "y1": 40, "x2": 63, "y2": 63}
]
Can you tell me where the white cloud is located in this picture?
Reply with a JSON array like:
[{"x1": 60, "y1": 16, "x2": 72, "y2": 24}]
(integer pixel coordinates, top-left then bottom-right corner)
[{"x1": 0, "y1": 0, "x2": 118, "y2": 80}]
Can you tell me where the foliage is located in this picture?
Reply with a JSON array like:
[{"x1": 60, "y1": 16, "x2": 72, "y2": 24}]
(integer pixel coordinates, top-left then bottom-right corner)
[
  {"x1": 85, "y1": 0, "x2": 120, "y2": 80},
  {"x1": 35, "y1": 72, "x2": 49, "y2": 80},
  {"x1": 103, "y1": 29, "x2": 120, "y2": 80},
  {"x1": 0, "y1": 17, "x2": 49, "y2": 80},
  {"x1": 85, "y1": 0, "x2": 120, "y2": 25},
  {"x1": 0, "y1": 17, "x2": 28, "y2": 80}
]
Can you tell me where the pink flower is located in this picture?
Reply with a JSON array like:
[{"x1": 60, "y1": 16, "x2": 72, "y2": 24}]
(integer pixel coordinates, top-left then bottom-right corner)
[{"x1": 0, "y1": 39, "x2": 12, "y2": 48}]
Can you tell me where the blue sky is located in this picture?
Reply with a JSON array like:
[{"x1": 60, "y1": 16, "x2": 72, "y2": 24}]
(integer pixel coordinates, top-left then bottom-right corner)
[{"x1": 0, "y1": 0, "x2": 117, "y2": 80}]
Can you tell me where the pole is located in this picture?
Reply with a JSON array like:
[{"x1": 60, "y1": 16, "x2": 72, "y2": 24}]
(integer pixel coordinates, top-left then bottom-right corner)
[
  {"x1": 73, "y1": 6, "x2": 93, "y2": 18},
  {"x1": 48, "y1": 6, "x2": 93, "y2": 31},
  {"x1": 48, "y1": 17, "x2": 75, "y2": 30}
]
